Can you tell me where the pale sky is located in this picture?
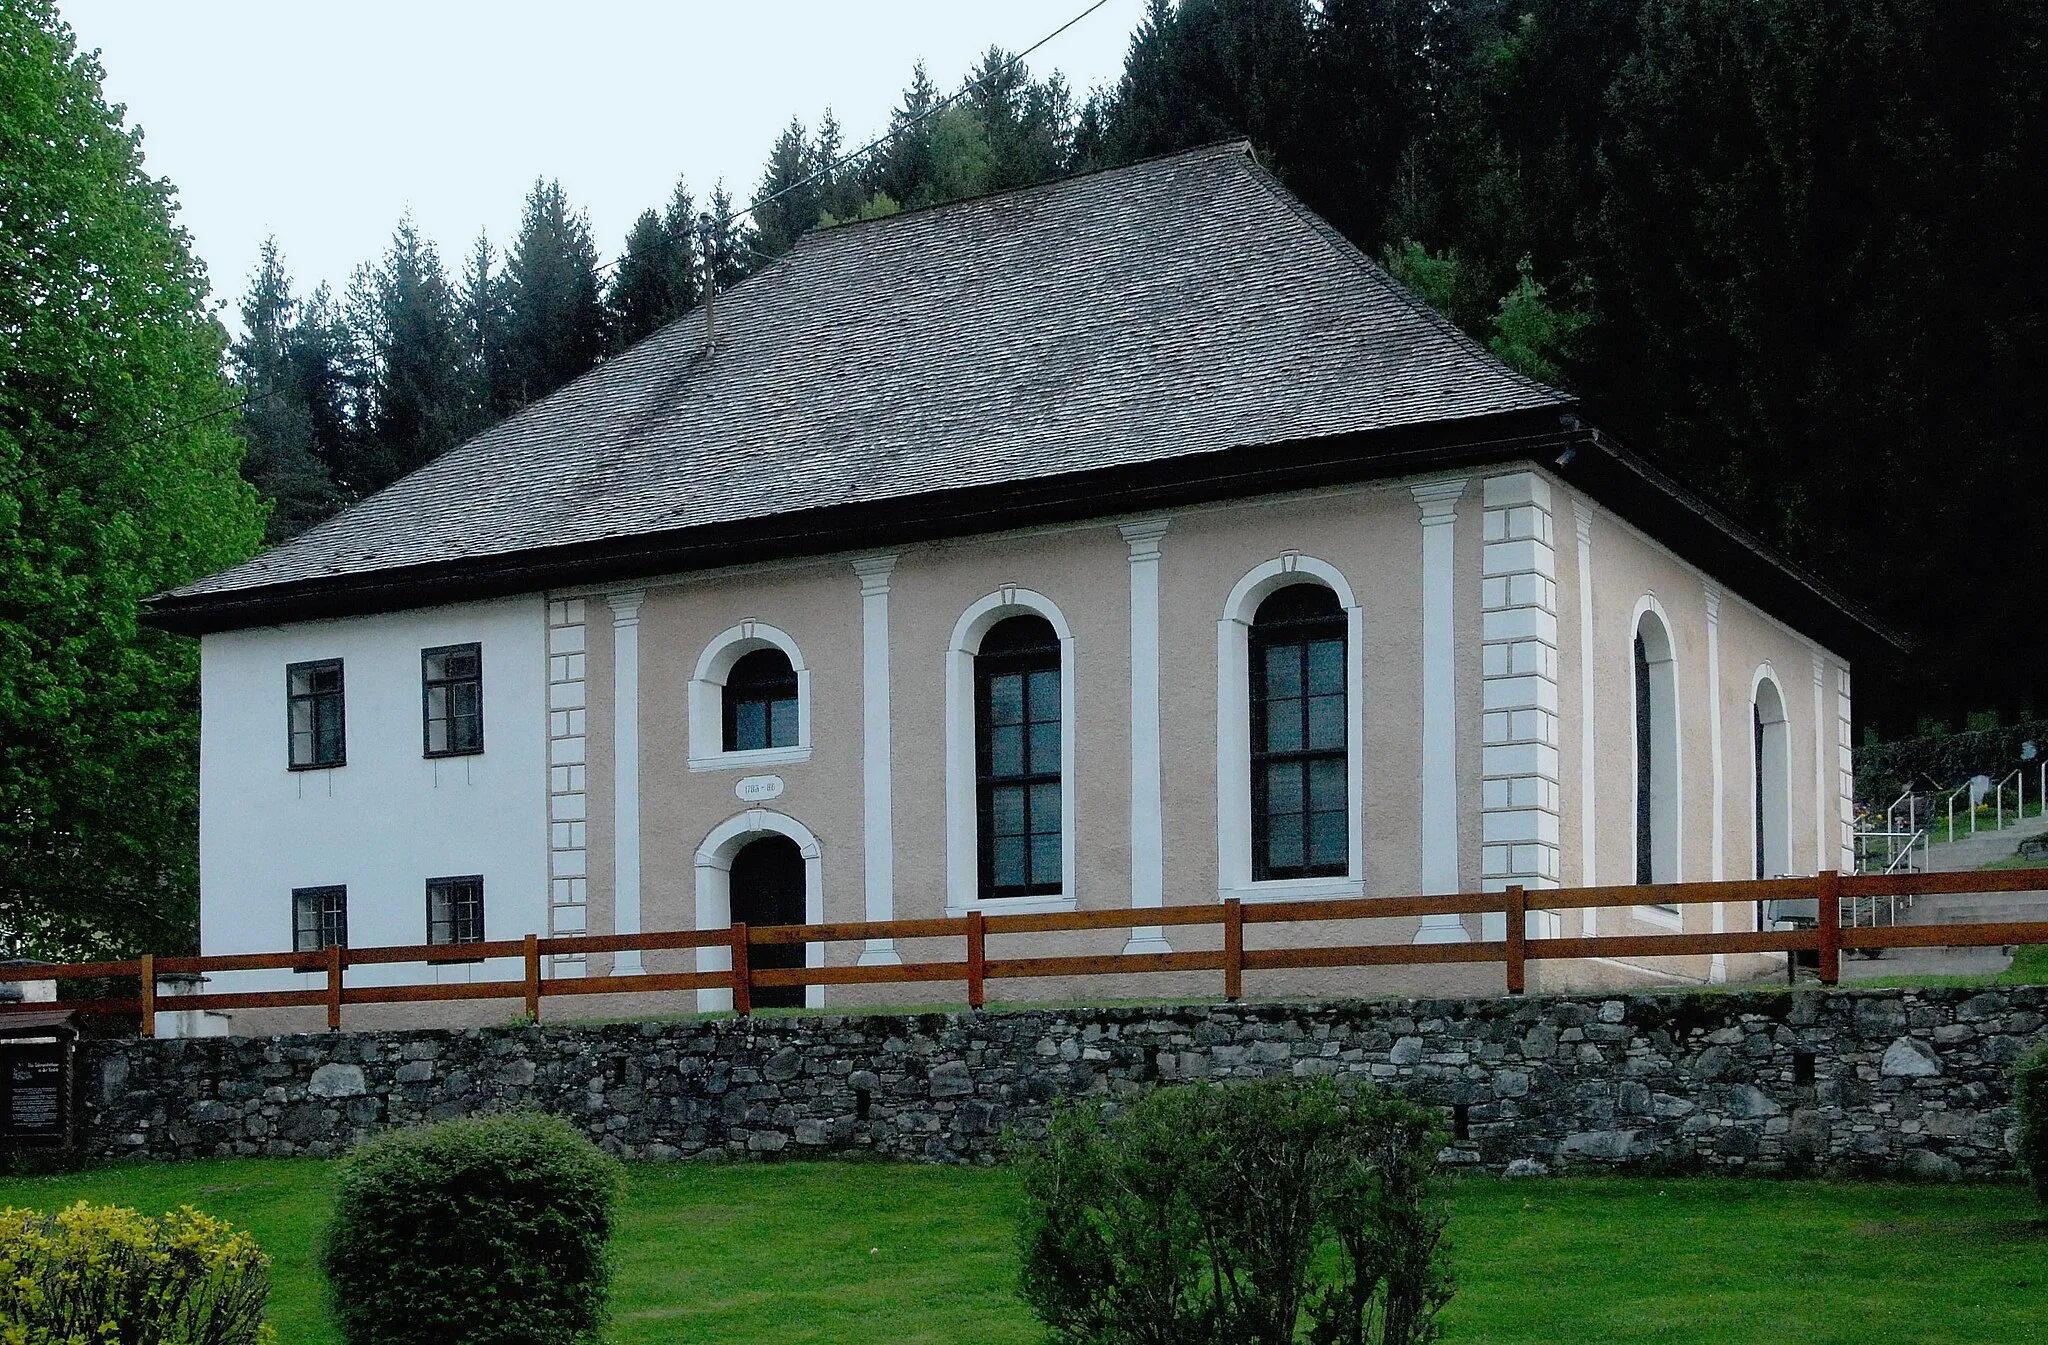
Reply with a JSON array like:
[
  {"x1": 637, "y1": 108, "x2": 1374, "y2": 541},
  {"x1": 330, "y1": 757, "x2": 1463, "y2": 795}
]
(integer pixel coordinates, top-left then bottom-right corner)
[{"x1": 60, "y1": 0, "x2": 1148, "y2": 318}]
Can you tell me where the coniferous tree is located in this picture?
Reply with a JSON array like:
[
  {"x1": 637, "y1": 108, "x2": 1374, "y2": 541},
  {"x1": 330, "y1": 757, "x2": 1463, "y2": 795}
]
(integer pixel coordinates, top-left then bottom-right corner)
[
  {"x1": 459, "y1": 233, "x2": 510, "y2": 423},
  {"x1": 230, "y1": 241, "x2": 339, "y2": 540},
  {"x1": 290, "y1": 283, "x2": 359, "y2": 497},
  {"x1": 610, "y1": 177, "x2": 701, "y2": 346},
  {"x1": 1105, "y1": 0, "x2": 1314, "y2": 170},
  {"x1": 362, "y1": 218, "x2": 470, "y2": 485},
  {"x1": 752, "y1": 119, "x2": 824, "y2": 258},
  {"x1": 964, "y1": 46, "x2": 1074, "y2": 193},
  {"x1": 702, "y1": 184, "x2": 753, "y2": 290},
  {"x1": 878, "y1": 62, "x2": 942, "y2": 207},
  {"x1": 501, "y1": 179, "x2": 608, "y2": 410}
]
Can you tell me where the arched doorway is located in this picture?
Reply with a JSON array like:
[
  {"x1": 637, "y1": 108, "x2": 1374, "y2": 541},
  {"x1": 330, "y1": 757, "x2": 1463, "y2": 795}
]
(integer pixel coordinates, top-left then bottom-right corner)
[{"x1": 728, "y1": 835, "x2": 807, "y2": 1008}]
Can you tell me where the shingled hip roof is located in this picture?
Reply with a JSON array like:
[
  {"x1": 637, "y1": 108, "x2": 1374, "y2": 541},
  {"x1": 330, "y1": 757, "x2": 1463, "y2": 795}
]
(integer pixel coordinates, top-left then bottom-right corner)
[
  {"x1": 148, "y1": 142, "x2": 1889, "y2": 655},
  {"x1": 155, "y1": 144, "x2": 1564, "y2": 606}
]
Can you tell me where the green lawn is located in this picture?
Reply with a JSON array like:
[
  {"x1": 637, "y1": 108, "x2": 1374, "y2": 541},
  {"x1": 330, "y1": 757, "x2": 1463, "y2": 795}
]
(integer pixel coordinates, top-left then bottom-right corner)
[{"x1": 1, "y1": 1161, "x2": 2041, "y2": 1343}]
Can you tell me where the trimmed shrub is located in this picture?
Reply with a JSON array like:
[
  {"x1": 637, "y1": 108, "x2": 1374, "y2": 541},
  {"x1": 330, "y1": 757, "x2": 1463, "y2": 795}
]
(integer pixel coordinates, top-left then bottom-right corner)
[
  {"x1": 0, "y1": 1201, "x2": 274, "y2": 1343},
  {"x1": 323, "y1": 1112, "x2": 622, "y2": 1345},
  {"x1": 1017, "y1": 1078, "x2": 1451, "y2": 1345},
  {"x1": 2018, "y1": 1041, "x2": 2048, "y2": 1207}
]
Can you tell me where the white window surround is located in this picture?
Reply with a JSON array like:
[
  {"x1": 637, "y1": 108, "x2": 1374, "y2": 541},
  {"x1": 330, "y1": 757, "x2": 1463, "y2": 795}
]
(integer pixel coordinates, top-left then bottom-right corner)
[
  {"x1": 692, "y1": 808, "x2": 825, "y2": 1012},
  {"x1": 1630, "y1": 596, "x2": 1683, "y2": 929},
  {"x1": 1216, "y1": 555, "x2": 1365, "y2": 905},
  {"x1": 946, "y1": 588, "x2": 1079, "y2": 915},
  {"x1": 686, "y1": 620, "x2": 812, "y2": 772},
  {"x1": 1751, "y1": 665, "x2": 1793, "y2": 882}
]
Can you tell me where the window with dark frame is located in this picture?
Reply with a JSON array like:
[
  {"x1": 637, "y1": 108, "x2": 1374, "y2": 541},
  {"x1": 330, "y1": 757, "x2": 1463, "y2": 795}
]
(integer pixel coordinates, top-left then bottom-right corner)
[
  {"x1": 422, "y1": 644, "x2": 484, "y2": 756},
  {"x1": 722, "y1": 648, "x2": 799, "y2": 752},
  {"x1": 1635, "y1": 633, "x2": 1655, "y2": 886},
  {"x1": 287, "y1": 659, "x2": 345, "y2": 768},
  {"x1": 975, "y1": 614, "x2": 1062, "y2": 899},
  {"x1": 426, "y1": 875, "x2": 485, "y2": 946},
  {"x1": 292, "y1": 885, "x2": 348, "y2": 952},
  {"x1": 1250, "y1": 584, "x2": 1348, "y2": 881},
  {"x1": 1754, "y1": 701, "x2": 1767, "y2": 881}
]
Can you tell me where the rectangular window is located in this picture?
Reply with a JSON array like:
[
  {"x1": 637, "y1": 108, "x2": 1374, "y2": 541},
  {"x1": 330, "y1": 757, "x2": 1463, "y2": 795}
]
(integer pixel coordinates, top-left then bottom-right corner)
[
  {"x1": 292, "y1": 885, "x2": 348, "y2": 952},
  {"x1": 422, "y1": 643, "x2": 484, "y2": 756},
  {"x1": 426, "y1": 875, "x2": 485, "y2": 945},
  {"x1": 287, "y1": 659, "x2": 346, "y2": 768}
]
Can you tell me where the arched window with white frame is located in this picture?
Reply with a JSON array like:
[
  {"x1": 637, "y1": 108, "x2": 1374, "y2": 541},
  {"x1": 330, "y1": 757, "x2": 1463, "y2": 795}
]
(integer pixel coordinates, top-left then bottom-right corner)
[
  {"x1": 975, "y1": 614, "x2": 1063, "y2": 899},
  {"x1": 1752, "y1": 670, "x2": 1792, "y2": 881},
  {"x1": 1631, "y1": 603, "x2": 1680, "y2": 902},
  {"x1": 1249, "y1": 584, "x2": 1349, "y2": 880},
  {"x1": 1217, "y1": 556, "x2": 1364, "y2": 902},
  {"x1": 688, "y1": 622, "x2": 811, "y2": 770},
  {"x1": 946, "y1": 589, "x2": 1077, "y2": 913}
]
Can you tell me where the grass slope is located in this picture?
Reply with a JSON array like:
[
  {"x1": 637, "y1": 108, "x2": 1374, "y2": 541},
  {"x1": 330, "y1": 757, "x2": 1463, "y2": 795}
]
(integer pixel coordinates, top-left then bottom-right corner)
[{"x1": 2, "y1": 1161, "x2": 2041, "y2": 1343}]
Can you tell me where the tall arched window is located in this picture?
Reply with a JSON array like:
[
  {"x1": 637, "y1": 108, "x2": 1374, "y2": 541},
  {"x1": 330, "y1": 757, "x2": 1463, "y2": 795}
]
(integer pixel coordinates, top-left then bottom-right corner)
[
  {"x1": 722, "y1": 648, "x2": 798, "y2": 752},
  {"x1": 1251, "y1": 584, "x2": 1348, "y2": 880},
  {"x1": 1753, "y1": 674, "x2": 1791, "y2": 880},
  {"x1": 976, "y1": 614, "x2": 1062, "y2": 899},
  {"x1": 1632, "y1": 610, "x2": 1679, "y2": 892}
]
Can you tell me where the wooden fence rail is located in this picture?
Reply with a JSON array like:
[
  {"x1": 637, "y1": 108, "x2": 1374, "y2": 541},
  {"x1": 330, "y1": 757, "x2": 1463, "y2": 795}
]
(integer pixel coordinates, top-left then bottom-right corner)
[{"x1": 4, "y1": 871, "x2": 2046, "y2": 1037}]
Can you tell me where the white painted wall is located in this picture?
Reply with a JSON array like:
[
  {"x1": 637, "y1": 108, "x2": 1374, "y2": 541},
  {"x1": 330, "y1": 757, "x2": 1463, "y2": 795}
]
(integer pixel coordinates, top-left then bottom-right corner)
[{"x1": 198, "y1": 596, "x2": 550, "y2": 999}]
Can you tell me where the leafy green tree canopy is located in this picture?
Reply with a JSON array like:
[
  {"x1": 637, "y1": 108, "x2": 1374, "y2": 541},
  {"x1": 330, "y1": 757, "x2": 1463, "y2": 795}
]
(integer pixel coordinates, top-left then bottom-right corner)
[{"x1": 0, "y1": 0, "x2": 264, "y2": 956}]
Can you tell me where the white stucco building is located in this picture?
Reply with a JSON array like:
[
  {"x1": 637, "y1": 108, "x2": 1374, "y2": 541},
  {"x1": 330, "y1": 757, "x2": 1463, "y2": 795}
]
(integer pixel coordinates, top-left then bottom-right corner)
[{"x1": 148, "y1": 144, "x2": 1887, "y2": 1028}]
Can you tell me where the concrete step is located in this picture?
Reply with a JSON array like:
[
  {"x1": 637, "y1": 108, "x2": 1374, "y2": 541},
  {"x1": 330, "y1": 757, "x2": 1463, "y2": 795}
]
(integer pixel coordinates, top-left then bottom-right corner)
[{"x1": 1892, "y1": 888, "x2": 2048, "y2": 928}]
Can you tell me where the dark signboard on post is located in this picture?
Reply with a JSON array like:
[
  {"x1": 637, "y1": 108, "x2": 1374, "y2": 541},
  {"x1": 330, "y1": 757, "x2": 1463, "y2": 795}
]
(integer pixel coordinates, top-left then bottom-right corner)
[{"x1": 0, "y1": 1014, "x2": 77, "y2": 1150}]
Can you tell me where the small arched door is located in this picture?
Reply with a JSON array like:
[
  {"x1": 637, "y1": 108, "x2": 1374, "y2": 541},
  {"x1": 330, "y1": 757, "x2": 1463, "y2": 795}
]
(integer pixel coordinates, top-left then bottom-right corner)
[{"x1": 729, "y1": 835, "x2": 806, "y2": 1008}]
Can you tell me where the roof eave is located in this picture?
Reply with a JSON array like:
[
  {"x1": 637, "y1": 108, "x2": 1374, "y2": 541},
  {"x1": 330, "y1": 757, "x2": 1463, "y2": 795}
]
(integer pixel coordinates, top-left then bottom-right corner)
[
  {"x1": 143, "y1": 405, "x2": 1898, "y2": 659},
  {"x1": 144, "y1": 408, "x2": 1573, "y2": 635}
]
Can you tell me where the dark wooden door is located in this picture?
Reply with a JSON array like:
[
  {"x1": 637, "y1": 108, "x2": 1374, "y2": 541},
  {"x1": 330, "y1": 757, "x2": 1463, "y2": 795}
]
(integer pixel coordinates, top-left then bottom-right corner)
[{"x1": 729, "y1": 836, "x2": 806, "y2": 1009}]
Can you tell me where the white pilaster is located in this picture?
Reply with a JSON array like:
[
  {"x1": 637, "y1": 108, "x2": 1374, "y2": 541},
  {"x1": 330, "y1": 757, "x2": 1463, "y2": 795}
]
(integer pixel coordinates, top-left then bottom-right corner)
[
  {"x1": 1412, "y1": 479, "x2": 1469, "y2": 942},
  {"x1": 1812, "y1": 650, "x2": 1830, "y2": 874},
  {"x1": 1704, "y1": 582, "x2": 1727, "y2": 982},
  {"x1": 854, "y1": 555, "x2": 902, "y2": 964},
  {"x1": 1573, "y1": 501, "x2": 1597, "y2": 935},
  {"x1": 1478, "y1": 473, "x2": 1561, "y2": 943},
  {"x1": 546, "y1": 598, "x2": 590, "y2": 976},
  {"x1": 1120, "y1": 520, "x2": 1172, "y2": 955},
  {"x1": 607, "y1": 590, "x2": 645, "y2": 975}
]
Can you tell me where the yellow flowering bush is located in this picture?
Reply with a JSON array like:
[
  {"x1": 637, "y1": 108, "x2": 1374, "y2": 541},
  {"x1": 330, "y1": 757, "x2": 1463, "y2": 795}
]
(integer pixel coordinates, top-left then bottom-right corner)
[{"x1": 0, "y1": 1201, "x2": 274, "y2": 1344}]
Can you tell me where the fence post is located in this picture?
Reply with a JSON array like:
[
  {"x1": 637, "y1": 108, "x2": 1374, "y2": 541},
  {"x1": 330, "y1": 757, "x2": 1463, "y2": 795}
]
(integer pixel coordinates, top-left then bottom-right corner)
[
  {"x1": 1504, "y1": 885, "x2": 1527, "y2": 996},
  {"x1": 1223, "y1": 897, "x2": 1244, "y2": 1001},
  {"x1": 1816, "y1": 870, "x2": 1842, "y2": 987},
  {"x1": 966, "y1": 911, "x2": 986, "y2": 1010},
  {"x1": 138, "y1": 953, "x2": 155, "y2": 1039},
  {"x1": 325, "y1": 943, "x2": 344, "y2": 1031},
  {"x1": 524, "y1": 933, "x2": 541, "y2": 1023},
  {"x1": 730, "y1": 922, "x2": 752, "y2": 1016}
]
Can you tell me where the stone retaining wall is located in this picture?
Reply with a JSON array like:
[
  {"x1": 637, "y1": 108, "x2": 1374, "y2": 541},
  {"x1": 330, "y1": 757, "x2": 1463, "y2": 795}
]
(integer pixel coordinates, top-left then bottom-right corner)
[{"x1": 82, "y1": 986, "x2": 2043, "y2": 1179}]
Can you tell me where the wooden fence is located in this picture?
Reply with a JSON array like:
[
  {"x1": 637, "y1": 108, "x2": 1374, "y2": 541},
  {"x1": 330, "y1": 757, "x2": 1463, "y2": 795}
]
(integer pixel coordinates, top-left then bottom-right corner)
[{"x1": 4, "y1": 870, "x2": 2046, "y2": 1037}]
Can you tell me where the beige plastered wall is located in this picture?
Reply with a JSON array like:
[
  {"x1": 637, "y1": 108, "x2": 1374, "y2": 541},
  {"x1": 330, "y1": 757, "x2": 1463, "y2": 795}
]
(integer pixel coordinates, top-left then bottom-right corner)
[
  {"x1": 547, "y1": 462, "x2": 1848, "y2": 1011},
  {"x1": 1560, "y1": 493, "x2": 1848, "y2": 990}
]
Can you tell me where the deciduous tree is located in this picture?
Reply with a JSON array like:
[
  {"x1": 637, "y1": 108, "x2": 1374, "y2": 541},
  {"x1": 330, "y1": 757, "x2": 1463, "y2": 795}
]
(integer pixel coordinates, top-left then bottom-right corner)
[{"x1": 0, "y1": 0, "x2": 265, "y2": 956}]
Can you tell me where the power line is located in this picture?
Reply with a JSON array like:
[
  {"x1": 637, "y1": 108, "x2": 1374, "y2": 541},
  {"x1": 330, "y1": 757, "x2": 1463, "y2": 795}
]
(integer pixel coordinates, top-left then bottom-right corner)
[
  {"x1": 43, "y1": 2, "x2": 1119, "y2": 465},
  {"x1": 599, "y1": 0, "x2": 1115, "y2": 276},
  {"x1": 726, "y1": 0, "x2": 1114, "y2": 235}
]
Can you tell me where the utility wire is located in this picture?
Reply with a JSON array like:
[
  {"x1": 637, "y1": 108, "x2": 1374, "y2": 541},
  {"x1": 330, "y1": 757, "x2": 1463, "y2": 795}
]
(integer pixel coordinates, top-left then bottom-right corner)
[
  {"x1": 51, "y1": 1, "x2": 1117, "y2": 458},
  {"x1": 600, "y1": 0, "x2": 1114, "y2": 275}
]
